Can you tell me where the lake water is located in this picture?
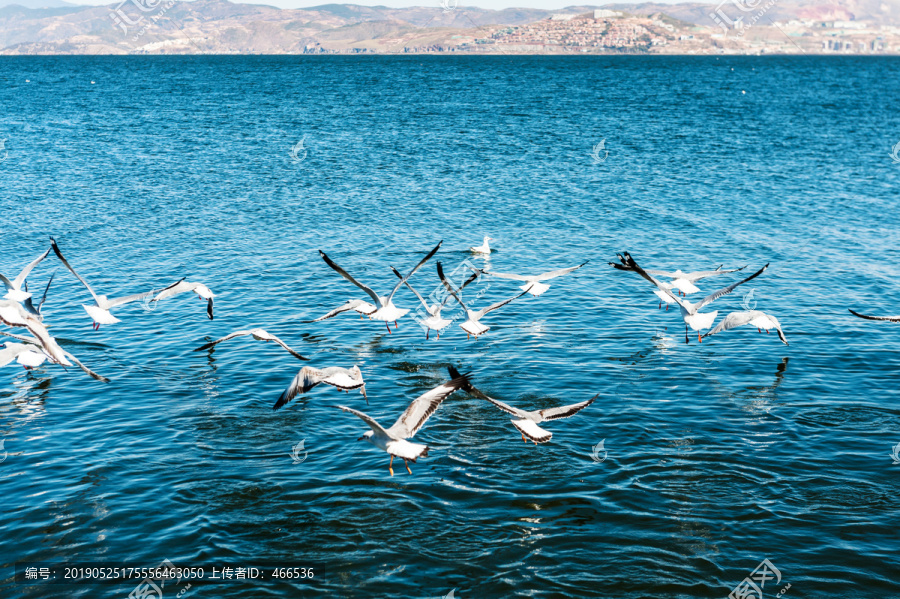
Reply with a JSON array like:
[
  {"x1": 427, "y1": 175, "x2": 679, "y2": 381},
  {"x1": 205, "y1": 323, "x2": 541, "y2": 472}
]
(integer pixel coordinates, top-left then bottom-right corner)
[{"x1": 1, "y1": 55, "x2": 900, "y2": 598}]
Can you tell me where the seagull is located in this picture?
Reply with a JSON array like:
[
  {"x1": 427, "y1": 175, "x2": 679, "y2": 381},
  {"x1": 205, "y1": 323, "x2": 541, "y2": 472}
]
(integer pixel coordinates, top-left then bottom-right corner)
[
  {"x1": 470, "y1": 236, "x2": 492, "y2": 255},
  {"x1": 437, "y1": 261, "x2": 526, "y2": 339},
  {"x1": 335, "y1": 370, "x2": 471, "y2": 475},
  {"x1": 194, "y1": 328, "x2": 308, "y2": 361},
  {"x1": 273, "y1": 365, "x2": 366, "y2": 410},
  {"x1": 0, "y1": 299, "x2": 71, "y2": 366},
  {"x1": 849, "y1": 309, "x2": 900, "y2": 323},
  {"x1": 390, "y1": 265, "x2": 478, "y2": 340},
  {"x1": 0, "y1": 330, "x2": 109, "y2": 382},
  {"x1": 0, "y1": 341, "x2": 50, "y2": 369},
  {"x1": 609, "y1": 254, "x2": 747, "y2": 296},
  {"x1": 311, "y1": 241, "x2": 441, "y2": 333},
  {"x1": 0, "y1": 246, "x2": 50, "y2": 302},
  {"x1": 702, "y1": 310, "x2": 788, "y2": 345},
  {"x1": 475, "y1": 261, "x2": 588, "y2": 297},
  {"x1": 618, "y1": 251, "x2": 768, "y2": 344},
  {"x1": 50, "y1": 237, "x2": 156, "y2": 330},
  {"x1": 449, "y1": 366, "x2": 596, "y2": 444},
  {"x1": 150, "y1": 278, "x2": 215, "y2": 320}
]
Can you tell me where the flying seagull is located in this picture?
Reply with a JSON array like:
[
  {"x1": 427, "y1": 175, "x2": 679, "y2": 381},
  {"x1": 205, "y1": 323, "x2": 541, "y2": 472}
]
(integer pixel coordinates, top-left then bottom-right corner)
[
  {"x1": 194, "y1": 328, "x2": 308, "y2": 361},
  {"x1": 0, "y1": 341, "x2": 50, "y2": 369},
  {"x1": 391, "y1": 265, "x2": 479, "y2": 340},
  {"x1": 50, "y1": 237, "x2": 156, "y2": 330},
  {"x1": 437, "y1": 261, "x2": 527, "y2": 338},
  {"x1": 1, "y1": 330, "x2": 110, "y2": 382},
  {"x1": 274, "y1": 365, "x2": 366, "y2": 410},
  {"x1": 470, "y1": 236, "x2": 492, "y2": 255},
  {"x1": 311, "y1": 241, "x2": 442, "y2": 333},
  {"x1": 449, "y1": 366, "x2": 596, "y2": 444},
  {"x1": 702, "y1": 310, "x2": 788, "y2": 345},
  {"x1": 849, "y1": 309, "x2": 900, "y2": 323},
  {"x1": 618, "y1": 251, "x2": 768, "y2": 344},
  {"x1": 0, "y1": 246, "x2": 51, "y2": 302},
  {"x1": 609, "y1": 254, "x2": 747, "y2": 296},
  {"x1": 150, "y1": 278, "x2": 215, "y2": 320},
  {"x1": 0, "y1": 299, "x2": 71, "y2": 366},
  {"x1": 335, "y1": 371, "x2": 471, "y2": 475},
  {"x1": 475, "y1": 261, "x2": 588, "y2": 297}
]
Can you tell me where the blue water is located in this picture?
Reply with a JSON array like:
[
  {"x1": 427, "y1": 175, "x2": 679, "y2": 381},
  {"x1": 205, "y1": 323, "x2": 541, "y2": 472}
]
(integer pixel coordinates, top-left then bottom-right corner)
[{"x1": 1, "y1": 55, "x2": 900, "y2": 598}]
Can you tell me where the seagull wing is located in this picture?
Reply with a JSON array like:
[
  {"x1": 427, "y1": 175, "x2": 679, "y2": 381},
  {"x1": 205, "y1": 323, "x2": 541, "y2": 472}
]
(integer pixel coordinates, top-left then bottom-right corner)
[
  {"x1": 306, "y1": 299, "x2": 376, "y2": 323},
  {"x1": 23, "y1": 319, "x2": 71, "y2": 367},
  {"x1": 478, "y1": 270, "x2": 531, "y2": 282},
  {"x1": 104, "y1": 290, "x2": 155, "y2": 309},
  {"x1": 704, "y1": 310, "x2": 788, "y2": 345},
  {"x1": 533, "y1": 261, "x2": 589, "y2": 281},
  {"x1": 0, "y1": 272, "x2": 14, "y2": 292},
  {"x1": 267, "y1": 333, "x2": 309, "y2": 361},
  {"x1": 193, "y1": 329, "x2": 253, "y2": 351},
  {"x1": 849, "y1": 309, "x2": 900, "y2": 323},
  {"x1": 511, "y1": 419, "x2": 553, "y2": 444},
  {"x1": 13, "y1": 247, "x2": 51, "y2": 289},
  {"x1": 391, "y1": 266, "x2": 430, "y2": 311},
  {"x1": 619, "y1": 252, "x2": 689, "y2": 310},
  {"x1": 151, "y1": 278, "x2": 191, "y2": 301},
  {"x1": 476, "y1": 289, "x2": 529, "y2": 318},
  {"x1": 386, "y1": 240, "x2": 442, "y2": 304},
  {"x1": 441, "y1": 269, "x2": 479, "y2": 308},
  {"x1": 693, "y1": 263, "x2": 769, "y2": 312},
  {"x1": 50, "y1": 237, "x2": 101, "y2": 305},
  {"x1": 482, "y1": 395, "x2": 530, "y2": 419},
  {"x1": 336, "y1": 405, "x2": 392, "y2": 438},
  {"x1": 681, "y1": 266, "x2": 747, "y2": 281},
  {"x1": 64, "y1": 351, "x2": 110, "y2": 383},
  {"x1": 437, "y1": 261, "x2": 469, "y2": 312},
  {"x1": 37, "y1": 270, "x2": 56, "y2": 312},
  {"x1": 318, "y1": 250, "x2": 381, "y2": 306},
  {"x1": 387, "y1": 372, "x2": 471, "y2": 439},
  {"x1": 273, "y1": 366, "x2": 325, "y2": 410},
  {"x1": 539, "y1": 394, "x2": 597, "y2": 421},
  {"x1": 320, "y1": 367, "x2": 365, "y2": 391}
]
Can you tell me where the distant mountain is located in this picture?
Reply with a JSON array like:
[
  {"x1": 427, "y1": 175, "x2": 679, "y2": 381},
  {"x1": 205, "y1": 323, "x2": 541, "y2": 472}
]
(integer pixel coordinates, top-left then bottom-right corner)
[{"x1": 0, "y1": 0, "x2": 73, "y2": 7}]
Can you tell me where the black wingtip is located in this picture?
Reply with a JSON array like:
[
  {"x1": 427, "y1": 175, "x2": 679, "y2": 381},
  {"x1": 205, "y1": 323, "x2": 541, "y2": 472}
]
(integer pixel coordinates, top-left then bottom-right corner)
[
  {"x1": 206, "y1": 298, "x2": 214, "y2": 320},
  {"x1": 272, "y1": 391, "x2": 290, "y2": 411}
]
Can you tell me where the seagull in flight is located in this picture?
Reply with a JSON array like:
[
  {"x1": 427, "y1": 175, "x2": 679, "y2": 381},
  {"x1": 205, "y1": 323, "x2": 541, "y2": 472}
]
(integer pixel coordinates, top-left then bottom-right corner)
[
  {"x1": 1, "y1": 330, "x2": 110, "y2": 382},
  {"x1": 849, "y1": 309, "x2": 900, "y2": 323},
  {"x1": 475, "y1": 261, "x2": 588, "y2": 297},
  {"x1": 437, "y1": 261, "x2": 526, "y2": 339},
  {"x1": 609, "y1": 254, "x2": 747, "y2": 296},
  {"x1": 336, "y1": 370, "x2": 471, "y2": 475},
  {"x1": 449, "y1": 366, "x2": 596, "y2": 444},
  {"x1": 150, "y1": 278, "x2": 215, "y2": 320},
  {"x1": 310, "y1": 241, "x2": 442, "y2": 333},
  {"x1": 50, "y1": 237, "x2": 156, "y2": 330},
  {"x1": 0, "y1": 299, "x2": 72, "y2": 366},
  {"x1": 391, "y1": 265, "x2": 478, "y2": 340},
  {"x1": 470, "y1": 236, "x2": 493, "y2": 255},
  {"x1": 274, "y1": 365, "x2": 366, "y2": 410},
  {"x1": 702, "y1": 310, "x2": 788, "y2": 345},
  {"x1": 194, "y1": 328, "x2": 308, "y2": 361},
  {"x1": 0, "y1": 246, "x2": 51, "y2": 302},
  {"x1": 618, "y1": 251, "x2": 768, "y2": 344}
]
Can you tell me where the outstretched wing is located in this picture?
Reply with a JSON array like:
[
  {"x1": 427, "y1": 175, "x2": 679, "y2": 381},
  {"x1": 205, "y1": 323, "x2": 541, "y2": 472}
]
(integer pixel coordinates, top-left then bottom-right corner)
[
  {"x1": 64, "y1": 351, "x2": 111, "y2": 383},
  {"x1": 477, "y1": 270, "x2": 530, "y2": 282},
  {"x1": 267, "y1": 333, "x2": 309, "y2": 361},
  {"x1": 336, "y1": 405, "x2": 392, "y2": 438},
  {"x1": 849, "y1": 309, "x2": 900, "y2": 323},
  {"x1": 386, "y1": 241, "x2": 442, "y2": 304},
  {"x1": 318, "y1": 250, "x2": 381, "y2": 305},
  {"x1": 274, "y1": 366, "x2": 324, "y2": 410},
  {"x1": 539, "y1": 394, "x2": 597, "y2": 421},
  {"x1": 482, "y1": 395, "x2": 530, "y2": 419},
  {"x1": 105, "y1": 290, "x2": 155, "y2": 309},
  {"x1": 13, "y1": 247, "x2": 51, "y2": 289},
  {"x1": 388, "y1": 372, "x2": 471, "y2": 439},
  {"x1": 534, "y1": 261, "x2": 589, "y2": 281},
  {"x1": 436, "y1": 261, "x2": 469, "y2": 312},
  {"x1": 50, "y1": 237, "x2": 101, "y2": 304},
  {"x1": 693, "y1": 263, "x2": 768, "y2": 312},
  {"x1": 477, "y1": 289, "x2": 529, "y2": 318},
  {"x1": 682, "y1": 266, "x2": 747, "y2": 281},
  {"x1": 391, "y1": 266, "x2": 430, "y2": 311},
  {"x1": 618, "y1": 252, "x2": 689, "y2": 311},
  {"x1": 37, "y1": 270, "x2": 56, "y2": 312},
  {"x1": 194, "y1": 329, "x2": 252, "y2": 351},
  {"x1": 306, "y1": 299, "x2": 376, "y2": 323}
]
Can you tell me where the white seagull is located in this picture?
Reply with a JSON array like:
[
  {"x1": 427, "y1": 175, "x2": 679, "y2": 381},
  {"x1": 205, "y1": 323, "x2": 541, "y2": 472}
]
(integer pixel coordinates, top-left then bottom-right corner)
[
  {"x1": 702, "y1": 310, "x2": 788, "y2": 345},
  {"x1": 437, "y1": 261, "x2": 527, "y2": 338},
  {"x1": 390, "y1": 265, "x2": 478, "y2": 340},
  {"x1": 1, "y1": 330, "x2": 110, "y2": 382},
  {"x1": 849, "y1": 309, "x2": 900, "y2": 323},
  {"x1": 475, "y1": 261, "x2": 588, "y2": 297},
  {"x1": 194, "y1": 328, "x2": 308, "y2": 361},
  {"x1": 0, "y1": 246, "x2": 50, "y2": 302},
  {"x1": 0, "y1": 341, "x2": 50, "y2": 369},
  {"x1": 0, "y1": 299, "x2": 71, "y2": 366},
  {"x1": 336, "y1": 371, "x2": 471, "y2": 475},
  {"x1": 50, "y1": 237, "x2": 156, "y2": 330},
  {"x1": 311, "y1": 241, "x2": 441, "y2": 333},
  {"x1": 609, "y1": 254, "x2": 747, "y2": 296},
  {"x1": 619, "y1": 251, "x2": 769, "y2": 344},
  {"x1": 273, "y1": 365, "x2": 366, "y2": 410},
  {"x1": 470, "y1": 236, "x2": 493, "y2": 255},
  {"x1": 150, "y1": 278, "x2": 215, "y2": 320}
]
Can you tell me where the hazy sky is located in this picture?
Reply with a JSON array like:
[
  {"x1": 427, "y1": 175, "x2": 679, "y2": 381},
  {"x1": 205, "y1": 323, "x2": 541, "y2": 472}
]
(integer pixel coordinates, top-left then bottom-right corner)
[{"x1": 68, "y1": 0, "x2": 688, "y2": 10}]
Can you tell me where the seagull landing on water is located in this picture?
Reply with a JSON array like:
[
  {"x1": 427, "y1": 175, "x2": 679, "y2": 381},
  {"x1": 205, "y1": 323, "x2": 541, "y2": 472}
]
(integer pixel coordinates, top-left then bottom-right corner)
[
  {"x1": 274, "y1": 365, "x2": 366, "y2": 410},
  {"x1": 849, "y1": 309, "x2": 900, "y2": 323},
  {"x1": 336, "y1": 371, "x2": 471, "y2": 476},
  {"x1": 609, "y1": 254, "x2": 747, "y2": 297},
  {"x1": 50, "y1": 237, "x2": 156, "y2": 330},
  {"x1": 194, "y1": 328, "x2": 308, "y2": 361},
  {"x1": 308, "y1": 241, "x2": 442, "y2": 334},
  {"x1": 470, "y1": 236, "x2": 492, "y2": 255},
  {"x1": 0, "y1": 246, "x2": 51, "y2": 303},
  {"x1": 151, "y1": 278, "x2": 215, "y2": 320},
  {"x1": 391, "y1": 264, "x2": 478, "y2": 340},
  {"x1": 449, "y1": 366, "x2": 595, "y2": 444},
  {"x1": 619, "y1": 251, "x2": 769, "y2": 344},
  {"x1": 437, "y1": 261, "x2": 526, "y2": 339},
  {"x1": 702, "y1": 310, "x2": 788, "y2": 345},
  {"x1": 475, "y1": 261, "x2": 588, "y2": 297}
]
